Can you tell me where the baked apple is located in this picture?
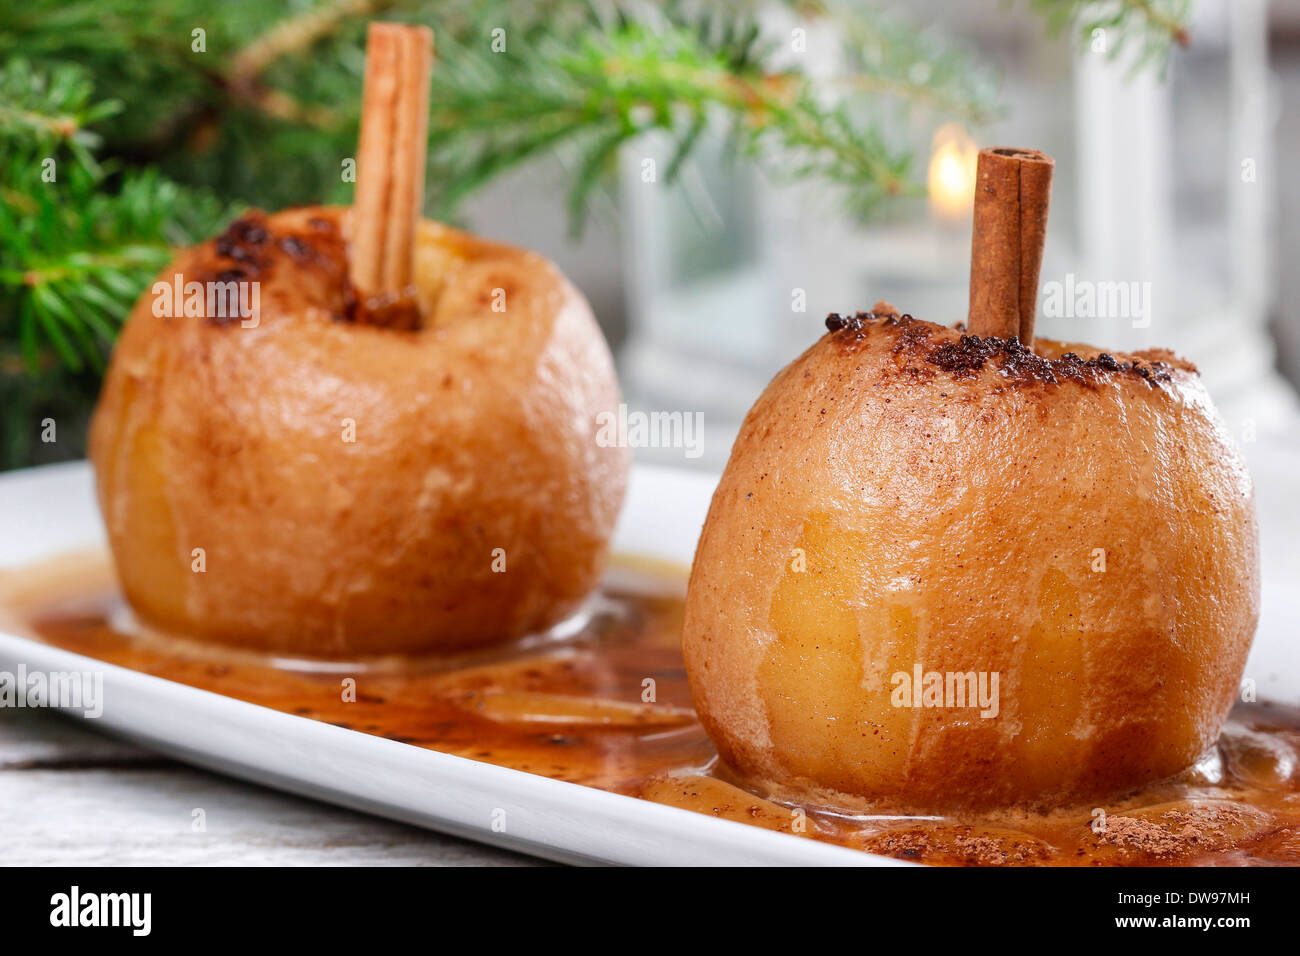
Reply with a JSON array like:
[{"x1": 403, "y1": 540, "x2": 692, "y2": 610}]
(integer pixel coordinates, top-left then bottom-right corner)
[
  {"x1": 90, "y1": 207, "x2": 628, "y2": 656},
  {"x1": 682, "y1": 304, "x2": 1258, "y2": 810}
]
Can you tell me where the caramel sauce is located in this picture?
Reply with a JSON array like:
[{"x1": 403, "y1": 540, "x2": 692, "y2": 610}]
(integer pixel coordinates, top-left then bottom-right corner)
[{"x1": 3, "y1": 552, "x2": 1298, "y2": 866}]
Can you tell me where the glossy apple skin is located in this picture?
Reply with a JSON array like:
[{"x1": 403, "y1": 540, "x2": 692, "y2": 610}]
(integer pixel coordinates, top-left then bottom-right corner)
[
  {"x1": 90, "y1": 207, "x2": 628, "y2": 656},
  {"x1": 683, "y1": 310, "x2": 1259, "y2": 812}
]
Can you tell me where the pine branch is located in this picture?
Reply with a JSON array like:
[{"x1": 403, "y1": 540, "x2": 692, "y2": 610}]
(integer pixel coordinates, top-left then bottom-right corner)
[
  {"x1": 808, "y1": 1, "x2": 1000, "y2": 126},
  {"x1": 0, "y1": 59, "x2": 231, "y2": 375},
  {"x1": 1, "y1": 1, "x2": 1001, "y2": 225},
  {"x1": 423, "y1": 8, "x2": 960, "y2": 233},
  {"x1": 1026, "y1": 0, "x2": 1193, "y2": 64},
  {"x1": 0, "y1": 59, "x2": 120, "y2": 171}
]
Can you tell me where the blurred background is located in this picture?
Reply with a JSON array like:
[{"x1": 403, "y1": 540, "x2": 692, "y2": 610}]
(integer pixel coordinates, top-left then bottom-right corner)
[
  {"x1": 2, "y1": 0, "x2": 1297, "y2": 472},
  {"x1": 478, "y1": 0, "x2": 1300, "y2": 469}
]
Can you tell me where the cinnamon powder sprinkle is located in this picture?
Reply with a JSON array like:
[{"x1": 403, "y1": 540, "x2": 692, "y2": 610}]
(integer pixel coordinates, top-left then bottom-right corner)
[
  {"x1": 856, "y1": 825, "x2": 1053, "y2": 866},
  {"x1": 823, "y1": 309, "x2": 1178, "y2": 387},
  {"x1": 1095, "y1": 803, "x2": 1273, "y2": 858}
]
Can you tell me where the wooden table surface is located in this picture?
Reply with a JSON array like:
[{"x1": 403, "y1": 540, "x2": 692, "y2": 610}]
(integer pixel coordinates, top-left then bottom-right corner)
[{"x1": 1, "y1": 706, "x2": 539, "y2": 866}]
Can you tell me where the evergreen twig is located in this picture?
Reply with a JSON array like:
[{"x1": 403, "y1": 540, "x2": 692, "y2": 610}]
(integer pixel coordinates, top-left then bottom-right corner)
[
  {"x1": 1026, "y1": 0, "x2": 1193, "y2": 64},
  {"x1": 0, "y1": 59, "x2": 229, "y2": 374}
]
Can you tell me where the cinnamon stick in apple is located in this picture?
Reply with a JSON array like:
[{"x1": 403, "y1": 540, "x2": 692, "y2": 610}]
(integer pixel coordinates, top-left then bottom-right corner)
[
  {"x1": 967, "y1": 147, "x2": 1054, "y2": 346},
  {"x1": 351, "y1": 22, "x2": 433, "y2": 328}
]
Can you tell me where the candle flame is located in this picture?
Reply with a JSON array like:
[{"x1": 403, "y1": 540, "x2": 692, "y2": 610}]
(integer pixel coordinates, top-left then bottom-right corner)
[{"x1": 928, "y1": 124, "x2": 978, "y2": 222}]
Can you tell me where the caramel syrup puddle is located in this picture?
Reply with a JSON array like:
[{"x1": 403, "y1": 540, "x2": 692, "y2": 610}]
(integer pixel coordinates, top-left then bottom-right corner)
[{"x1": 2, "y1": 551, "x2": 1298, "y2": 867}]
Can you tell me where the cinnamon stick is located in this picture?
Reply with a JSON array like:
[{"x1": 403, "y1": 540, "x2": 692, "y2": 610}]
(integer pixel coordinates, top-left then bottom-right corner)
[
  {"x1": 967, "y1": 147, "x2": 1054, "y2": 346},
  {"x1": 351, "y1": 22, "x2": 433, "y2": 327}
]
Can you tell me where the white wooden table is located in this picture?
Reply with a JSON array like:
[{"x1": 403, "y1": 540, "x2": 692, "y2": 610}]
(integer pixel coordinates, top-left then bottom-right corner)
[{"x1": 0, "y1": 706, "x2": 539, "y2": 866}]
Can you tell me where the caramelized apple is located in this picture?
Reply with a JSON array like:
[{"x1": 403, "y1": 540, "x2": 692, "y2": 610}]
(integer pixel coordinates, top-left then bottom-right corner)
[
  {"x1": 90, "y1": 207, "x2": 628, "y2": 656},
  {"x1": 682, "y1": 305, "x2": 1258, "y2": 811}
]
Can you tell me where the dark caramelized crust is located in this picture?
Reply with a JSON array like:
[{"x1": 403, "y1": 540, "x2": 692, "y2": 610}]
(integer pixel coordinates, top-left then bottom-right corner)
[
  {"x1": 193, "y1": 211, "x2": 357, "y2": 325},
  {"x1": 824, "y1": 301, "x2": 1194, "y2": 388}
]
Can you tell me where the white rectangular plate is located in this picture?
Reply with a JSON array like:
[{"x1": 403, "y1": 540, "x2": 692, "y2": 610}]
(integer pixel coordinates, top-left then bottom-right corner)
[
  {"x1": 0, "y1": 461, "x2": 885, "y2": 866},
  {"x1": 2, "y1": 443, "x2": 1298, "y2": 866}
]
